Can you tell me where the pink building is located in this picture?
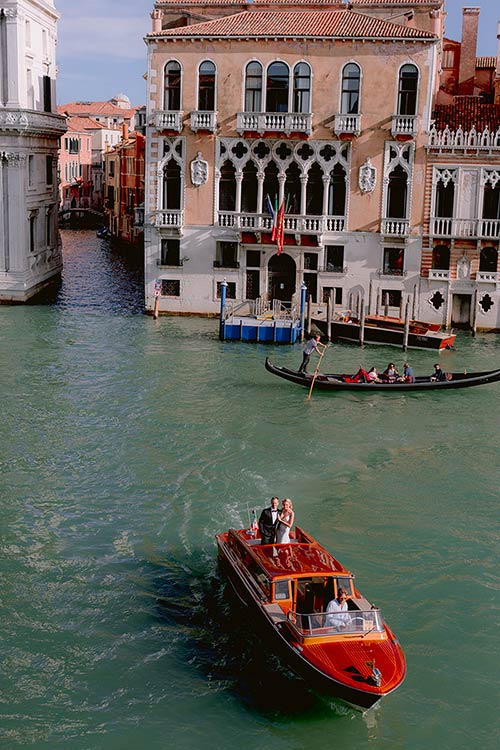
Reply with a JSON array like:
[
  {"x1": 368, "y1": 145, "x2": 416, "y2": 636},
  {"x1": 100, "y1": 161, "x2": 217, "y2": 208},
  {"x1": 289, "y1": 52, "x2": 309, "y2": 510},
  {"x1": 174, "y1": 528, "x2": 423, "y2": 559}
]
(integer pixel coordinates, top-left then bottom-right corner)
[{"x1": 58, "y1": 117, "x2": 93, "y2": 210}]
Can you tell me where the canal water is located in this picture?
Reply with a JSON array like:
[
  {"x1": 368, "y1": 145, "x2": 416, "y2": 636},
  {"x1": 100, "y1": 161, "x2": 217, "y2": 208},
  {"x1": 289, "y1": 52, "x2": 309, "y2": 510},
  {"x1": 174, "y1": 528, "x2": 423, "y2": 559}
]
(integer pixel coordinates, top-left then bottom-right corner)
[{"x1": 1, "y1": 230, "x2": 499, "y2": 750}]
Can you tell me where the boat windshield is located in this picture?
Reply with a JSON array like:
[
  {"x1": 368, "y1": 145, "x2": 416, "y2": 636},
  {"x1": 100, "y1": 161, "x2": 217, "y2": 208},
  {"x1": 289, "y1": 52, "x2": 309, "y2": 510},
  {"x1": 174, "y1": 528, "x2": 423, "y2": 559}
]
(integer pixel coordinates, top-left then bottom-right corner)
[{"x1": 288, "y1": 608, "x2": 384, "y2": 636}]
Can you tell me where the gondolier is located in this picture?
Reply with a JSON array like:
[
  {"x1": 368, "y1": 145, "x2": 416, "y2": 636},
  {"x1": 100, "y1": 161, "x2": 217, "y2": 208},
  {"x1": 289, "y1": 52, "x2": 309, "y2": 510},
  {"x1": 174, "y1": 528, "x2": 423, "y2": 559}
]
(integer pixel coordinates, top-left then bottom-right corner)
[{"x1": 299, "y1": 335, "x2": 326, "y2": 374}]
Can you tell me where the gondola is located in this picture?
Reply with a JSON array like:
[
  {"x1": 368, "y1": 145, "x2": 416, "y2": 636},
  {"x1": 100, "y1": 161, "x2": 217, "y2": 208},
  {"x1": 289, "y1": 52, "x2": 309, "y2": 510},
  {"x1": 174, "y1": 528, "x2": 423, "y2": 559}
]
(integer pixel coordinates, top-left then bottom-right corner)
[{"x1": 265, "y1": 358, "x2": 500, "y2": 391}]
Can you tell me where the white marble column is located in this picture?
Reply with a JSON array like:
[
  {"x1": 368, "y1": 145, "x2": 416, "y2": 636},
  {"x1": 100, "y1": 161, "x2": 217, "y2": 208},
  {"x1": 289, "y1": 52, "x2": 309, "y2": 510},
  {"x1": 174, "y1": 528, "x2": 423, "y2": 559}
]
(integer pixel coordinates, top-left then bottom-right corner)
[{"x1": 4, "y1": 8, "x2": 21, "y2": 108}]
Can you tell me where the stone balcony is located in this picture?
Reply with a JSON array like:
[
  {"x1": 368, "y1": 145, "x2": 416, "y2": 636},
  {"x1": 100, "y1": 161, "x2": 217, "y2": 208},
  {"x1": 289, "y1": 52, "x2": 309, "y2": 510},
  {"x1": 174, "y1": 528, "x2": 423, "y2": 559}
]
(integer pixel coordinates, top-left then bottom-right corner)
[
  {"x1": 217, "y1": 211, "x2": 345, "y2": 234},
  {"x1": 0, "y1": 108, "x2": 67, "y2": 136},
  {"x1": 333, "y1": 114, "x2": 361, "y2": 137},
  {"x1": 151, "y1": 111, "x2": 184, "y2": 132},
  {"x1": 236, "y1": 112, "x2": 312, "y2": 136},
  {"x1": 391, "y1": 115, "x2": 417, "y2": 139},
  {"x1": 190, "y1": 111, "x2": 217, "y2": 132},
  {"x1": 428, "y1": 269, "x2": 450, "y2": 281},
  {"x1": 150, "y1": 209, "x2": 184, "y2": 229},
  {"x1": 476, "y1": 271, "x2": 499, "y2": 283},
  {"x1": 430, "y1": 217, "x2": 500, "y2": 240},
  {"x1": 381, "y1": 218, "x2": 410, "y2": 237}
]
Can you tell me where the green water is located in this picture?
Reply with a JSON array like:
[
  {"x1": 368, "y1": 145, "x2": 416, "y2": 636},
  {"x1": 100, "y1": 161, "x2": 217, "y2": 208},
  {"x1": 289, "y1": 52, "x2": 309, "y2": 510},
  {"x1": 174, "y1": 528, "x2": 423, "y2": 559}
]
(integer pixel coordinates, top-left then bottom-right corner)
[{"x1": 1, "y1": 231, "x2": 499, "y2": 749}]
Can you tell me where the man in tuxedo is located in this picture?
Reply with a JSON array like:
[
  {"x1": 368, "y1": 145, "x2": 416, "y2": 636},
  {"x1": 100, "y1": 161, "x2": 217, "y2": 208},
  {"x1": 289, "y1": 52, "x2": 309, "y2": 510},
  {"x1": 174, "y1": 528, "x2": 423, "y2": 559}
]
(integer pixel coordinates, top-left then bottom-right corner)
[{"x1": 258, "y1": 496, "x2": 280, "y2": 544}]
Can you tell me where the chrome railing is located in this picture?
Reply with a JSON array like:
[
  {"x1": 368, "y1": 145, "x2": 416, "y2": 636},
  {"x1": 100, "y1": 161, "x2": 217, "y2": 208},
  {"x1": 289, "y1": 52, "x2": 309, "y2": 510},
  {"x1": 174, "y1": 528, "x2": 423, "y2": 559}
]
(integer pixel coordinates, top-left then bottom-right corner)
[
  {"x1": 236, "y1": 111, "x2": 312, "y2": 135},
  {"x1": 288, "y1": 608, "x2": 384, "y2": 636}
]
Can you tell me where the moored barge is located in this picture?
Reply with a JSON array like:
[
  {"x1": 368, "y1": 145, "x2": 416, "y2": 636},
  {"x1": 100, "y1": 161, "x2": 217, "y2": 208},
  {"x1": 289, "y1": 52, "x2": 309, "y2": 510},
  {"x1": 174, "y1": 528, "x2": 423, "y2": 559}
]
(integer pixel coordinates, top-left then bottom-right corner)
[{"x1": 216, "y1": 525, "x2": 406, "y2": 710}]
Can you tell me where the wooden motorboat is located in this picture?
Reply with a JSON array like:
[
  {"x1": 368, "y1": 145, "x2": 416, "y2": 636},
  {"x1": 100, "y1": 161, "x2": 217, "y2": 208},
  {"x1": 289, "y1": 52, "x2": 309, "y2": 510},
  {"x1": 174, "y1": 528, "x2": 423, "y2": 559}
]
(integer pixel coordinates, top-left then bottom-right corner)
[
  {"x1": 265, "y1": 358, "x2": 500, "y2": 391},
  {"x1": 313, "y1": 313, "x2": 456, "y2": 351},
  {"x1": 216, "y1": 525, "x2": 406, "y2": 710}
]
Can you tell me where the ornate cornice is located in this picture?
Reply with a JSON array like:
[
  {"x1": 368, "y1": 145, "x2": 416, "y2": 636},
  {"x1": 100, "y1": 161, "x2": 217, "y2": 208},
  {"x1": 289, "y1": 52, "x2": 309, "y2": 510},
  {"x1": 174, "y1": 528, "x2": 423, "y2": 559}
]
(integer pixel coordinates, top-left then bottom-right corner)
[
  {"x1": 0, "y1": 109, "x2": 67, "y2": 136},
  {"x1": 1, "y1": 8, "x2": 18, "y2": 19},
  {"x1": 0, "y1": 152, "x2": 27, "y2": 166}
]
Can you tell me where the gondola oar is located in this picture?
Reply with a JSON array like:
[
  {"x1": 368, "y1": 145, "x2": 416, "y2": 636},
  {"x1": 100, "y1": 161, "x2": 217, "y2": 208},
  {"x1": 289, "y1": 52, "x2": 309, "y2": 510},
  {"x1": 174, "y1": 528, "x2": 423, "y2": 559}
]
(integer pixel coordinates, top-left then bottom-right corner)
[{"x1": 307, "y1": 348, "x2": 325, "y2": 401}]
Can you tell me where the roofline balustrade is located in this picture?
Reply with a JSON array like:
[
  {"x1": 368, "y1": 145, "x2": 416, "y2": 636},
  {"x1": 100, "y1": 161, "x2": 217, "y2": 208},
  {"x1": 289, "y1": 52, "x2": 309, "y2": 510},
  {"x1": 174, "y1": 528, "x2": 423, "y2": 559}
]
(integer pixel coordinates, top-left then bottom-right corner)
[{"x1": 427, "y1": 125, "x2": 500, "y2": 153}]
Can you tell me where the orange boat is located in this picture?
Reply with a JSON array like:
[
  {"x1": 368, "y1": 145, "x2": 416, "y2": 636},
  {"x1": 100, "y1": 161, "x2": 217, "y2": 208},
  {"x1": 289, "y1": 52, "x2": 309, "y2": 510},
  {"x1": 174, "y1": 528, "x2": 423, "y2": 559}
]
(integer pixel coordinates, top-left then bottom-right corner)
[{"x1": 216, "y1": 525, "x2": 406, "y2": 710}]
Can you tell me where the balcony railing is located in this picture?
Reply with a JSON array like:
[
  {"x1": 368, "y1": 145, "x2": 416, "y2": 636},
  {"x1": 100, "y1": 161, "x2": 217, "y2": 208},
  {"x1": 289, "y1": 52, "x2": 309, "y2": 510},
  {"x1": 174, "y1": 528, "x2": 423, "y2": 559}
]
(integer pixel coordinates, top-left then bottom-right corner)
[
  {"x1": 236, "y1": 112, "x2": 312, "y2": 135},
  {"x1": 428, "y1": 269, "x2": 450, "y2": 280},
  {"x1": 217, "y1": 211, "x2": 345, "y2": 234},
  {"x1": 391, "y1": 114, "x2": 417, "y2": 138},
  {"x1": 430, "y1": 217, "x2": 500, "y2": 240},
  {"x1": 333, "y1": 113, "x2": 361, "y2": 137},
  {"x1": 379, "y1": 268, "x2": 407, "y2": 277},
  {"x1": 476, "y1": 271, "x2": 499, "y2": 283},
  {"x1": 428, "y1": 125, "x2": 500, "y2": 153},
  {"x1": 323, "y1": 264, "x2": 347, "y2": 274},
  {"x1": 150, "y1": 210, "x2": 183, "y2": 228},
  {"x1": 190, "y1": 111, "x2": 217, "y2": 132},
  {"x1": 381, "y1": 218, "x2": 409, "y2": 236},
  {"x1": 213, "y1": 260, "x2": 240, "y2": 269},
  {"x1": 151, "y1": 111, "x2": 184, "y2": 132}
]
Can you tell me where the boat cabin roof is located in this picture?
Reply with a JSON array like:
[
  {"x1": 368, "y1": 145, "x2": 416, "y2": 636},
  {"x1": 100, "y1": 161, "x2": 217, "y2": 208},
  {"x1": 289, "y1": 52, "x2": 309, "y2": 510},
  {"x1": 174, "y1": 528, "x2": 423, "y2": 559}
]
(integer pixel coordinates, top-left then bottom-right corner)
[{"x1": 251, "y1": 542, "x2": 347, "y2": 578}]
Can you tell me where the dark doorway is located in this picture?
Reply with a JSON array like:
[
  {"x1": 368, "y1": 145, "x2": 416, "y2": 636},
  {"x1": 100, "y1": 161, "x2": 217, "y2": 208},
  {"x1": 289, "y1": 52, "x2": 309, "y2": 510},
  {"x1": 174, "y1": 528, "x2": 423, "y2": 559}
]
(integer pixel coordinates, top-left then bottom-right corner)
[
  {"x1": 268, "y1": 253, "x2": 296, "y2": 302},
  {"x1": 451, "y1": 294, "x2": 471, "y2": 328}
]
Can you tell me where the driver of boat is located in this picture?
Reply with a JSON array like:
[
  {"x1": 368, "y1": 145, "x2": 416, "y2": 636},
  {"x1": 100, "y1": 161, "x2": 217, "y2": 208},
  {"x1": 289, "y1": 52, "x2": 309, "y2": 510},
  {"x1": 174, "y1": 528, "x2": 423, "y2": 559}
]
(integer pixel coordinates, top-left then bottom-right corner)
[{"x1": 325, "y1": 588, "x2": 350, "y2": 629}]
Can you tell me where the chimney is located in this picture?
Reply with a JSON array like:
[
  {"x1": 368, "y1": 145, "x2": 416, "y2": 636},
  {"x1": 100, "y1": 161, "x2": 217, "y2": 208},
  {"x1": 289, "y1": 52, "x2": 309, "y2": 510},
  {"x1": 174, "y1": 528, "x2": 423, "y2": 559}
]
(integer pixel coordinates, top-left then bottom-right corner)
[
  {"x1": 495, "y1": 21, "x2": 500, "y2": 105},
  {"x1": 122, "y1": 122, "x2": 129, "y2": 141},
  {"x1": 151, "y1": 9, "x2": 162, "y2": 34},
  {"x1": 458, "y1": 7, "x2": 480, "y2": 95}
]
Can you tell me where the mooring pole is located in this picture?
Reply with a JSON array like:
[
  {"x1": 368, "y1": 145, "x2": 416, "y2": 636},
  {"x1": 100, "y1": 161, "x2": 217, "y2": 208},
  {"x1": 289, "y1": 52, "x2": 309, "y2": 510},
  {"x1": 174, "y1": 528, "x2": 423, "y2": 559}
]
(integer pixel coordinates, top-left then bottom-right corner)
[
  {"x1": 359, "y1": 299, "x2": 366, "y2": 346},
  {"x1": 326, "y1": 290, "x2": 332, "y2": 343},
  {"x1": 403, "y1": 297, "x2": 410, "y2": 351},
  {"x1": 219, "y1": 278, "x2": 228, "y2": 341},
  {"x1": 300, "y1": 281, "x2": 307, "y2": 342}
]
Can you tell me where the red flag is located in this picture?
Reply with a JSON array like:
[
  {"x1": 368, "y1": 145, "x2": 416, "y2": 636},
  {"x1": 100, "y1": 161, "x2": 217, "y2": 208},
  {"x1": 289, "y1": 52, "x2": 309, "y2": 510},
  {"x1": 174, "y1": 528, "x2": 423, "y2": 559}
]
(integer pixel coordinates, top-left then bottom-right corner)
[{"x1": 275, "y1": 199, "x2": 285, "y2": 255}]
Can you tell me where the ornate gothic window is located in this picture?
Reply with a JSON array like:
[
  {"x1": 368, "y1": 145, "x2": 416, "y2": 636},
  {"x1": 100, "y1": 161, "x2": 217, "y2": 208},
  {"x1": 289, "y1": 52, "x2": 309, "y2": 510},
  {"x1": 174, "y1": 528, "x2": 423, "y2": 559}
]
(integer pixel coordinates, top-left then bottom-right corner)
[
  {"x1": 328, "y1": 163, "x2": 347, "y2": 216},
  {"x1": 435, "y1": 170, "x2": 456, "y2": 217},
  {"x1": 162, "y1": 160, "x2": 181, "y2": 209},
  {"x1": 341, "y1": 63, "x2": 360, "y2": 115},
  {"x1": 164, "y1": 61, "x2": 181, "y2": 111},
  {"x1": 482, "y1": 172, "x2": 500, "y2": 219},
  {"x1": 245, "y1": 62, "x2": 262, "y2": 112},
  {"x1": 383, "y1": 142, "x2": 413, "y2": 220},
  {"x1": 218, "y1": 161, "x2": 236, "y2": 211},
  {"x1": 198, "y1": 61, "x2": 216, "y2": 111},
  {"x1": 387, "y1": 165, "x2": 408, "y2": 218},
  {"x1": 266, "y1": 62, "x2": 289, "y2": 113},
  {"x1": 293, "y1": 62, "x2": 311, "y2": 114},
  {"x1": 241, "y1": 161, "x2": 258, "y2": 213},
  {"x1": 397, "y1": 64, "x2": 418, "y2": 115}
]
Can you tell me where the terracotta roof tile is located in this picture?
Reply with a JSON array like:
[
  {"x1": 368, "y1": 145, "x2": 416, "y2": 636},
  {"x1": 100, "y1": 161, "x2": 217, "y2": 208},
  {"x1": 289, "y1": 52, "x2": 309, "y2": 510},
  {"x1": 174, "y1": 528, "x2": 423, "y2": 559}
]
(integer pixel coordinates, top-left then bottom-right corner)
[
  {"x1": 58, "y1": 101, "x2": 138, "y2": 118},
  {"x1": 349, "y1": 0, "x2": 440, "y2": 5},
  {"x1": 156, "y1": 1, "x2": 343, "y2": 5},
  {"x1": 64, "y1": 116, "x2": 106, "y2": 132},
  {"x1": 149, "y1": 9, "x2": 437, "y2": 39},
  {"x1": 433, "y1": 99, "x2": 500, "y2": 132}
]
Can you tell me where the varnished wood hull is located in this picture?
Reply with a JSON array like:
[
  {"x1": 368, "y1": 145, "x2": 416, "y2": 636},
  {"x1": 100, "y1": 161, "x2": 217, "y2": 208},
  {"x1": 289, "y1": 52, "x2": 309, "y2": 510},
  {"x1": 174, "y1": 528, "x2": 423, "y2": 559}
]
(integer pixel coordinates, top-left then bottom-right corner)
[{"x1": 313, "y1": 318, "x2": 456, "y2": 351}]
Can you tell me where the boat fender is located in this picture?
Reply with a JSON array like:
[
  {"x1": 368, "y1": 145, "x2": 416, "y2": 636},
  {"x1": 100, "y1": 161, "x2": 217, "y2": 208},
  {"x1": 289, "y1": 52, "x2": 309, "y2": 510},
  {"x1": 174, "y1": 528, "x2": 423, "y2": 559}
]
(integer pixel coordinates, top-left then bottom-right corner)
[{"x1": 288, "y1": 611, "x2": 297, "y2": 624}]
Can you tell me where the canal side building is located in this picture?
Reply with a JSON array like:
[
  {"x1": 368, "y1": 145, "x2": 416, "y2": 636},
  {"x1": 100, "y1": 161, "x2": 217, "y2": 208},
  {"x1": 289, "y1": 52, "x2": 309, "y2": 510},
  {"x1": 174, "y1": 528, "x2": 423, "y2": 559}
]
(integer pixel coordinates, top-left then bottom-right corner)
[
  {"x1": 143, "y1": 0, "x2": 442, "y2": 317},
  {"x1": 0, "y1": 0, "x2": 66, "y2": 302}
]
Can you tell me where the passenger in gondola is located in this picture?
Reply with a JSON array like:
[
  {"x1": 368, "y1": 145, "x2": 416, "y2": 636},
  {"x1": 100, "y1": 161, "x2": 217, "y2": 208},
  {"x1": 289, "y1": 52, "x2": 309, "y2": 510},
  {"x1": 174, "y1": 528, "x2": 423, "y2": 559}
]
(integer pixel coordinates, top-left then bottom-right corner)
[
  {"x1": 431, "y1": 363, "x2": 447, "y2": 381},
  {"x1": 367, "y1": 367, "x2": 382, "y2": 383},
  {"x1": 326, "y1": 588, "x2": 350, "y2": 629},
  {"x1": 350, "y1": 367, "x2": 370, "y2": 383},
  {"x1": 382, "y1": 363, "x2": 400, "y2": 383},
  {"x1": 402, "y1": 362, "x2": 415, "y2": 383}
]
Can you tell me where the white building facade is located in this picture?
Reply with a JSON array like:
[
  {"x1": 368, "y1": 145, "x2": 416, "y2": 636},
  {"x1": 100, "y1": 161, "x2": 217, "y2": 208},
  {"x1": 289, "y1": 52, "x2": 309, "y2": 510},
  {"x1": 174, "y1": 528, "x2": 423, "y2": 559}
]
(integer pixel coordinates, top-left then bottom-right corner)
[{"x1": 0, "y1": 0, "x2": 66, "y2": 302}]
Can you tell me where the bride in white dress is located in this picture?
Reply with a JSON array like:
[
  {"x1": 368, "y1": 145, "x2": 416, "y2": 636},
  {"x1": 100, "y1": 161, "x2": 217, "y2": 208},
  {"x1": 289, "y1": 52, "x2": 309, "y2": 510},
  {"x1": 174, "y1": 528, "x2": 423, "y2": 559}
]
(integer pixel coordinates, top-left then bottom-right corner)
[{"x1": 276, "y1": 498, "x2": 294, "y2": 544}]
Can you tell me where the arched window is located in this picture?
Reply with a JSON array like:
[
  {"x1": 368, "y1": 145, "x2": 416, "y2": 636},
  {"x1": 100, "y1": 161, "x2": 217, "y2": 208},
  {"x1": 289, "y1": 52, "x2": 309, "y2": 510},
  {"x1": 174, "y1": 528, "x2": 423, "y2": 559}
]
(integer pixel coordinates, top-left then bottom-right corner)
[
  {"x1": 293, "y1": 62, "x2": 311, "y2": 114},
  {"x1": 306, "y1": 163, "x2": 324, "y2": 216},
  {"x1": 198, "y1": 61, "x2": 216, "y2": 111},
  {"x1": 266, "y1": 62, "x2": 289, "y2": 113},
  {"x1": 218, "y1": 161, "x2": 236, "y2": 211},
  {"x1": 432, "y1": 245, "x2": 450, "y2": 270},
  {"x1": 397, "y1": 64, "x2": 418, "y2": 115},
  {"x1": 435, "y1": 179, "x2": 454, "y2": 218},
  {"x1": 341, "y1": 63, "x2": 360, "y2": 115},
  {"x1": 387, "y1": 165, "x2": 408, "y2": 218},
  {"x1": 483, "y1": 182, "x2": 500, "y2": 219},
  {"x1": 263, "y1": 161, "x2": 279, "y2": 211},
  {"x1": 162, "y1": 159, "x2": 181, "y2": 209},
  {"x1": 245, "y1": 61, "x2": 262, "y2": 113},
  {"x1": 328, "y1": 163, "x2": 347, "y2": 216},
  {"x1": 479, "y1": 246, "x2": 498, "y2": 272},
  {"x1": 164, "y1": 61, "x2": 181, "y2": 111},
  {"x1": 285, "y1": 162, "x2": 301, "y2": 214},
  {"x1": 241, "y1": 161, "x2": 258, "y2": 213}
]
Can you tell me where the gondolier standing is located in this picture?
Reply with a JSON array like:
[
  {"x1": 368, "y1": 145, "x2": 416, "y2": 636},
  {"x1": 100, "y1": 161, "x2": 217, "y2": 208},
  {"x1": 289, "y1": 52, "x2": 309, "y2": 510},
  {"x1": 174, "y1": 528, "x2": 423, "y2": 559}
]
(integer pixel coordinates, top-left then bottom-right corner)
[{"x1": 299, "y1": 334, "x2": 326, "y2": 374}]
